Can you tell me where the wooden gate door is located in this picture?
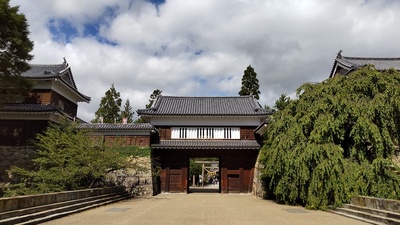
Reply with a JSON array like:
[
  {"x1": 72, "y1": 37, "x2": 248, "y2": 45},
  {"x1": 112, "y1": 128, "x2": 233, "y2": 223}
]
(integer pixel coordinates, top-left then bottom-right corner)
[
  {"x1": 227, "y1": 174, "x2": 240, "y2": 193},
  {"x1": 168, "y1": 169, "x2": 182, "y2": 193}
]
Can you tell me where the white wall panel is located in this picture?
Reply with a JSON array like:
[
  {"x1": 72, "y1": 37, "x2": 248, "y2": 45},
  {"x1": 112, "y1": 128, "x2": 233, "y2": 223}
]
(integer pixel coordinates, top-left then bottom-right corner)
[{"x1": 150, "y1": 117, "x2": 263, "y2": 126}]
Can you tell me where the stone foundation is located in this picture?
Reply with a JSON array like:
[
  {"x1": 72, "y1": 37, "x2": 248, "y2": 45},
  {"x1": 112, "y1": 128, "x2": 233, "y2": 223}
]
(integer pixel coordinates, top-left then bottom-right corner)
[
  {"x1": 106, "y1": 157, "x2": 154, "y2": 196},
  {"x1": 0, "y1": 146, "x2": 36, "y2": 195},
  {"x1": 252, "y1": 154, "x2": 267, "y2": 198}
]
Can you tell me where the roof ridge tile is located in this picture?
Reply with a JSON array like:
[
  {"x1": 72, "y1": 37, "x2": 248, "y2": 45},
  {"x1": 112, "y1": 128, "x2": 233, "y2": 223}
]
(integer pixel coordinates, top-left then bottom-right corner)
[
  {"x1": 343, "y1": 56, "x2": 400, "y2": 61},
  {"x1": 137, "y1": 95, "x2": 270, "y2": 116}
]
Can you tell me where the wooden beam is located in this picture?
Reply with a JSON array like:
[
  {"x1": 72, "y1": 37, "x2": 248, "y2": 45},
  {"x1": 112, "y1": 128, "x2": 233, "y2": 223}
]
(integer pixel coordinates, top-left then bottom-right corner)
[
  {"x1": 194, "y1": 161, "x2": 219, "y2": 164},
  {"x1": 203, "y1": 166, "x2": 219, "y2": 169}
]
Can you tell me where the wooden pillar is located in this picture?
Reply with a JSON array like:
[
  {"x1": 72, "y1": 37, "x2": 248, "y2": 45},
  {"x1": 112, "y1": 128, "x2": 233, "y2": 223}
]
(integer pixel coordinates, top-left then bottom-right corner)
[
  {"x1": 181, "y1": 166, "x2": 187, "y2": 193},
  {"x1": 221, "y1": 167, "x2": 228, "y2": 193},
  {"x1": 239, "y1": 167, "x2": 244, "y2": 193},
  {"x1": 165, "y1": 167, "x2": 170, "y2": 192},
  {"x1": 249, "y1": 167, "x2": 255, "y2": 193},
  {"x1": 201, "y1": 163, "x2": 205, "y2": 187}
]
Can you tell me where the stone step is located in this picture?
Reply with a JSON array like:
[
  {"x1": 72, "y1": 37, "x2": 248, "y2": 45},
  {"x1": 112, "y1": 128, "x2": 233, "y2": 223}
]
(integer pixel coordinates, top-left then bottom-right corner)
[
  {"x1": 331, "y1": 206, "x2": 400, "y2": 225},
  {"x1": 0, "y1": 192, "x2": 126, "y2": 220},
  {"x1": 0, "y1": 191, "x2": 131, "y2": 225},
  {"x1": 18, "y1": 194, "x2": 131, "y2": 225},
  {"x1": 329, "y1": 209, "x2": 386, "y2": 225},
  {"x1": 344, "y1": 204, "x2": 400, "y2": 221}
]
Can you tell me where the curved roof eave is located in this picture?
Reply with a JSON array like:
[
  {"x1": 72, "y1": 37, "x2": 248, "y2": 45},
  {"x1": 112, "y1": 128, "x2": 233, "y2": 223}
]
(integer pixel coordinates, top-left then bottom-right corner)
[
  {"x1": 24, "y1": 63, "x2": 91, "y2": 103},
  {"x1": 54, "y1": 78, "x2": 91, "y2": 103}
]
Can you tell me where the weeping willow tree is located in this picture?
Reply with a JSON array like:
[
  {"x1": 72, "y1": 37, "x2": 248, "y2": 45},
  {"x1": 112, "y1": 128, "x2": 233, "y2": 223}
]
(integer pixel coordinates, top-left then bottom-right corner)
[{"x1": 260, "y1": 66, "x2": 400, "y2": 210}]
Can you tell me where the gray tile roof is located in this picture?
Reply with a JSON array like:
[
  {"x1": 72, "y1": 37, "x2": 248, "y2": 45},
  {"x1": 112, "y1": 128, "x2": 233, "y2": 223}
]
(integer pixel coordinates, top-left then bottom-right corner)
[
  {"x1": 137, "y1": 96, "x2": 271, "y2": 116},
  {"x1": 151, "y1": 140, "x2": 261, "y2": 150},
  {"x1": 338, "y1": 57, "x2": 400, "y2": 70},
  {"x1": 0, "y1": 103, "x2": 59, "y2": 112},
  {"x1": 22, "y1": 62, "x2": 90, "y2": 102},
  {"x1": 22, "y1": 63, "x2": 69, "y2": 78},
  {"x1": 330, "y1": 51, "x2": 400, "y2": 78},
  {"x1": 76, "y1": 123, "x2": 155, "y2": 131}
]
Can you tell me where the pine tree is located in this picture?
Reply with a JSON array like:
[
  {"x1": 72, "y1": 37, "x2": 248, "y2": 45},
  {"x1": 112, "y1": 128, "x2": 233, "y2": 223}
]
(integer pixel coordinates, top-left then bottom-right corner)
[
  {"x1": 238, "y1": 65, "x2": 261, "y2": 100},
  {"x1": 92, "y1": 84, "x2": 122, "y2": 123},
  {"x1": 274, "y1": 93, "x2": 291, "y2": 111},
  {"x1": 0, "y1": 0, "x2": 34, "y2": 103},
  {"x1": 121, "y1": 99, "x2": 134, "y2": 123},
  {"x1": 146, "y1": 89, "x2": 162, "y2": 108}
]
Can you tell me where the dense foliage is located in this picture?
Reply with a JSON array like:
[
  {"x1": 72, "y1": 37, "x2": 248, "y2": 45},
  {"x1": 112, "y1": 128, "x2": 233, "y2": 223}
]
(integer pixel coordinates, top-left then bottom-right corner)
[
  {"x1": 0, "y1": 0, "x2": 33, "y2": 103},
  {"x1": 239, "y1": 65, "x2": 261, "y2": 100},
  {"x1": 5, "y1": 119, "x2": 147, "y2": 196},
  {"x1": 260, "y1": 66, "x2": 400, "y2": 210}
]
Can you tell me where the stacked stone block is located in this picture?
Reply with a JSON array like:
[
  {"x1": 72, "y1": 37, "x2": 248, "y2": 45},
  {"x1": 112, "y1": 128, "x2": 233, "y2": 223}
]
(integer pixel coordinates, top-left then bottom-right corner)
[{"x1": 0, "y1": 146, "x2": 36, "y2": 195}]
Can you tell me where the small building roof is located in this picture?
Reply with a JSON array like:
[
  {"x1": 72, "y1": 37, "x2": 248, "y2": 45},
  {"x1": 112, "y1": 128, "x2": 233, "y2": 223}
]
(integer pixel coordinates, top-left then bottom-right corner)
[
  {"x1": 76, "y1": 123, "x2": 155, "y2": 131},
  {"x1": 329, "y1": 50, "x2": 400, "y2": 78},
  {"x1": 151, "y1": 139, "x2": 261, "y2": 150},
  {"x1": 137, "y1": 96, "x2": 271, "y2": 117},
  {"x1": 22, "y1": 61, "x2": 90, "y2": 102}
]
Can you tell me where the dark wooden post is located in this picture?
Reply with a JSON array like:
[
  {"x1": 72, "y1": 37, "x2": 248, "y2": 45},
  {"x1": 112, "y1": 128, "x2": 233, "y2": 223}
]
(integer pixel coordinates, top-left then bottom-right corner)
[
  {"x1": 221, "y1": 167, "x2": 228, "y2": 193},
  {"x1": 165, "y1": 167, "x2": 170, "y2": 192},
  {"x1": 239, "y1": 167, "x2": 244, "y2": 193}
]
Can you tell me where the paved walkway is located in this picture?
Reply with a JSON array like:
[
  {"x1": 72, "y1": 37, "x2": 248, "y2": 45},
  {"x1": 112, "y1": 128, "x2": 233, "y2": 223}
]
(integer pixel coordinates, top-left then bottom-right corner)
[{"x1": 42, "y1": 193, "x2": 369, "y2": 225}]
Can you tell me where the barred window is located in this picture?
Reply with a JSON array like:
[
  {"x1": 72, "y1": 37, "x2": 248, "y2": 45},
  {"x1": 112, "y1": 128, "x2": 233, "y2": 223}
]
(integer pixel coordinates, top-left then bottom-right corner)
[{"x1": 171, "y1": 127, "x2": 239, "y2": 139}]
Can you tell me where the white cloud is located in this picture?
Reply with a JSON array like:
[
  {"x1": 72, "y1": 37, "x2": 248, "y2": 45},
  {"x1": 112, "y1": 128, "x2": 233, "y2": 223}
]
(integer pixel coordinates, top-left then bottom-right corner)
[{"x1": 9, "y1": 0, "x2": 400, "y2": 122}]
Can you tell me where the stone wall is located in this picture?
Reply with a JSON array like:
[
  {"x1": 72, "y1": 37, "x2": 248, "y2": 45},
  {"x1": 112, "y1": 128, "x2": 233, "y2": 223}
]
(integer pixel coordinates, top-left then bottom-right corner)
[
  {"x1": 0, "y1": 146, "x2": 36, "y2": 195},
  {"x1": 106, "y1": 157, "x2": 155, "y2": 196},
  {"x1": 351, "y1": 196, "x2": 400, "y2": 213},
  {"x1": 252, "y1": 155, "x2": 267, "y2": 198}
]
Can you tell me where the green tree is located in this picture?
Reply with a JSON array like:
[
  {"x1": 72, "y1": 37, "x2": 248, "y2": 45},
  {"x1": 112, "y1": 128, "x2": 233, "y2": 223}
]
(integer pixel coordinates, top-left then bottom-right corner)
[
  {"x1": 260, "y1": 66, "x2": 400, "y2": 210},
  {"x1": 134, "y1": 89, "x2": 162, "y2": 123},
  {"x1": 274, "y1": 93, "x2": 291, "y2": 111},
  {"x1": 0, "y1": 0, "x2": 34, "y2": 103},
  {"x1": 146, "y1": 89, "x2": 162, "y2": 108},
  {"x1": 264, "y1": 105, "x2": 275, "y2": 114},
  {"x1": 134, "y1": 117, "x2": 145, "y2": 123},
  {"x1": 121, "y1": 99, "x2": 134, "y2": 123},
  {"x1": 92, "y1": 84, "x2": 122, "y2": 123},
  {"x1": 238, "y1": 65, "x2": 261, "y2": 100},
  {"x1": 5, "y1": 119, "x2": 131, "y2": 196}
]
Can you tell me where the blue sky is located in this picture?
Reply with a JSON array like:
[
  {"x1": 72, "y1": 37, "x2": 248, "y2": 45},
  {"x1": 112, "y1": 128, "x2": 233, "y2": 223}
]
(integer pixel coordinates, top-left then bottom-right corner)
[{"x1": 10, "y1": 0, "x2": 400, "y2": 122}]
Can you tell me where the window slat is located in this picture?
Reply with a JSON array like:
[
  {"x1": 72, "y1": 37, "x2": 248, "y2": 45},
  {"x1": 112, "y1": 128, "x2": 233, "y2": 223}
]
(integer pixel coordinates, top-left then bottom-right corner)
[{"x1": 171, "y1": 127, "x2": 240, "y2": 139}]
